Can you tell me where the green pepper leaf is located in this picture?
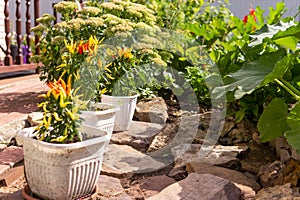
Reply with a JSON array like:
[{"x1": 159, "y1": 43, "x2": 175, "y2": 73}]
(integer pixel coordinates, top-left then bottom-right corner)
[{"x1": 258, "y1": 98, "x2": 289, "y2": 142}]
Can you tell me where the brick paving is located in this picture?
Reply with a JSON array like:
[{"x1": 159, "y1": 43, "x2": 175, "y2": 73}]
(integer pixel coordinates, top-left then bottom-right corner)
[
  {"x1": 0, "y1": 73, "x2": 48, "y2": 127},
  {"x1": 0, "y1": 73, "x2": 47, "y2": 199}
]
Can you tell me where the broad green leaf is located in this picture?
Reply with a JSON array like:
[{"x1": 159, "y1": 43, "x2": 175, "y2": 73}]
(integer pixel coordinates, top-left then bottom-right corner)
[
  {"x1": 212, "y1": 50, "x2": 286, "y2": 99},
  {"x1": 274, "y1": 36, "x2": 298, "y2": 50},
  {"x1": 260, "y1": 54, "x2": 290, "y2": 86},
  {"x1": 284, "y1": 130, "x2": 300, "y2": 153},
  {"x1": 285, "y1": 102, "x2": 300, "y2": 153},
  {"x1": 286, "y1": 102, "x2": 300, "y2": 131},
  {"x1": 267, "y1": 2, "x2": 286, "y2": 25},
  {"x1": 258, "y1": 98, "x2": 289, "y2": 142},
  {"x1": 249, "y1": 21, "x2": 296, "y2": 47},
  {"x1": 255, "y1": 6, "x2": 265, "y2": 27}
]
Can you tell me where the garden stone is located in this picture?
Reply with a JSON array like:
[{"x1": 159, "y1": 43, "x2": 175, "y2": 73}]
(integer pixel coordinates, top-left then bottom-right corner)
[
  {"x1": 110, "y1": 121, "x2": 165, "y2": 152},
  {"x1": 147, "y1": 173, "x2": 241, "y2": 200},
  {"x1": 147, "y1": 114, "x2": 201, "y2": 154},
  {"x1": 134, "y1": 97, "x2": 168, "y2": 124},
  {"x1": 258, "y1": 158, "x2": 300, "y2": 188},
  {"x1": 96, "y1": 175, "x2": 132, "y2": 200},
  {"x1": 0, "y1": 146, "x2": 23, "y2": 167},
  {"x1": 269, "y1": 137, "x2": 300, "y2": 162},
  {"x1": 233, "y1": 183, "x2": 256, "y2": 199},
  {"x1": 27, "y1": 112, "x2": 43, "y2": 127},
  {"x1": 171, "y1": 144, "x2": 248, "y2": 170},
  {"x1": 220, "y1": 116, "x2": 236, "y2": 137},
  {"x1": 239, "y1": 142, "x2": 277, "y2": 174},
  {"x1": 0, "y1": 119, "x2": 26, "y2": 144},
  {"x1": 102, "y1": 144, "x2": 165, "y2": 178},
  {"x1": 186, "y1": 162, "x2": 261, "y2": 192},
  {"x1": 227, "y1": 119, "x2": 257, "y2": 144},
  {"x1": 254, "y1": 183, "x2": 300, "y2": 199},
  {"x1": 138, "y1": 175, "x2": 176, "y2": 198},
  {"x1": 0, "y1": 144, "x2": 7, "y2": 152}
]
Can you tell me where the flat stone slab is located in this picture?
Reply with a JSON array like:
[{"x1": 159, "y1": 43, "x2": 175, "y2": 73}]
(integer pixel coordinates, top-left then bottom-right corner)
[
  {"x1": 0, "y1": 146, "x2": 23, "y2": 167},
  {"x1": 111, "y1": 121, "x2": 164, "y2": 152},
  {"x1": 96, "y1": 175, "x2": 132, "y2": 200},
  {"x1": 147, "y1": 173, "x2": 241, "y2": 200},
  {"x1": 139, "y1": 175, "x2": 176, "y2": 198},
  {"x1": 187, "y1": 162, "x2": 261, "y2": 192},
  {"x1": 102, "y1": 144, "x2": 165, "y2": 178},
  {"x1": 171, "y1": 144, "x2": 248, "y2": 169},
  {"x1": 0, "y1": 120, "x2": 26, "y2": 144}
]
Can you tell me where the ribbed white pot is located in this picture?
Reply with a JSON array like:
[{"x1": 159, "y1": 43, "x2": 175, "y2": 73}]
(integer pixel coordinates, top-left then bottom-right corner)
[
  {"x1": 80, "y1": 102, "x2": 119, "y2": 134},
  {"x1": 101, "y1": 94, "x2": 138, "y2": 132},
  {"x1": 22, "y1": 126, "x2": 110, "y2": 200}
]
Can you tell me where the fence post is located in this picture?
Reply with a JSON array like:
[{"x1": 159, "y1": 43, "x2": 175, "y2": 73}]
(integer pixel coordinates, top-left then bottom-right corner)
[
  {"x1": 26, "y1": 0, "x2": 31, "y2": 64},
  {"x1": 4, "y1": 0, "x2": 12, "y2": 66},
  {"x1": 34, "y1": 0, "x2": 40, "y2": 55},
  {"x1": 15, "y1": 0, "x2": 23, "y2": 64}
]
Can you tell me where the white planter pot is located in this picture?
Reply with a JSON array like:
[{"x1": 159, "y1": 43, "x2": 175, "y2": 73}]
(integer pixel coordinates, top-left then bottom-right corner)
[
  {"x1": 80, "y1": 103, "x2": 119, "y2": 134},
  {"x1": 22, "y1": 126, "x2": 110, "y2": 200},
  {"x1": 101, "y1": 94, "x2": 138, "y2": 132}
]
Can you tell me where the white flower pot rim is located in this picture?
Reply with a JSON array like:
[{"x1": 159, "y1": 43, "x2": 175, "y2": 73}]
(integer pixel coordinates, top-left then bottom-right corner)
[
  {"x1": 101, "y1": 94, "x2": 138, "y2": 99},
  {"x1": 21, "y1": 125, "x2": 111, "y2": 149},
  {"x1": 80, "y1": 103, "x2": 120, "y2": 115}
]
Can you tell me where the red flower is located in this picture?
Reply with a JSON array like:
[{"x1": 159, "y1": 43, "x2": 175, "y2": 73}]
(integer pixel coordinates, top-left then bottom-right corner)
[{"x1": 243, "y1": 8, "x2": 256, "y2": 24}]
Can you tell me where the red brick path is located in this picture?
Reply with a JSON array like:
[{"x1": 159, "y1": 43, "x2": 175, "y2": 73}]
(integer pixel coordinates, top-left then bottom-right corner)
[{"x1": 0, "y1": 74, "x2": 48, "y2": 127}]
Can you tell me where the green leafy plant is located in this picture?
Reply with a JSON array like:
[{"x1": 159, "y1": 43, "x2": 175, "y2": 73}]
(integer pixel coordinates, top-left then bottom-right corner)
[
  {"x1": 31, "y1": 0, "x2": 167, "y2": 100},
  {"x1": 209, "y1": 2, "x2": 300, "y2": 151},
  {"x1": 36, "y1": 76, "x2": 82, "y2": 143}
]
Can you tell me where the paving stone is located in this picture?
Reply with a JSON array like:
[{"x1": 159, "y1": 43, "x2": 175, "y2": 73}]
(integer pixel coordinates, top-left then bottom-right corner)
[
  {"x1": 147, "y1": 114, "x2": 201, "y2": 154},
  {"x1": 27, "y1": 112, "x2": 43, "y2": 127},
  {"x1": 0, "y1": 146, "x2": 23, "y2": 167},
  {"x1": 0, "y1": 165, "x2": 10, "y2": 176},
  {"x1": 10, "y1": 190, "x2": 23, "y2": 200},
  {"x1": 147, "y1": 173, "x2": 241, "y2": 200},
  {"x1": 0, "y1": 74, "x2": 48, "y2": 128},
  {"x1": 102, "y1": 144, "x2": 165, "y2": 178},
  {"x1": 110, "y1": 121, "x2": 164, "y2": 152},
  {"x1": 139, "y1": 175, "x2": 176, "y2": 198},
  {"x1": 96, "y1": 175, "x2": 132, "y2": 200},
  {"x1": 3, "y1": 190, "x2": 23, "y2": 200},
  {"x1": 171, "y1": 144, "x2": 248, "y2": 170},
  {"x1": 0, "y1": 144, "x2": 7, "y2": 151},
  {"x1": 0, "y1": 120, "x2": 26, "y2": 144},
  {"x1": 0, "y1": 166, "x2": 24, "y2": 186},
  {"x1": 186, "y1": 162, "x2": 261, "y2": 192}
]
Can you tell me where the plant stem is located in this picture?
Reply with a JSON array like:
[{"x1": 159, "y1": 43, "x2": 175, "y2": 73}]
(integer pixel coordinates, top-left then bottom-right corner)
[
  {"x1": 279, "y1": 78, "x2": 300, "y2": 96},
  {"x1": 275, "y1": 79, "x2": 300, "y2": 100}
]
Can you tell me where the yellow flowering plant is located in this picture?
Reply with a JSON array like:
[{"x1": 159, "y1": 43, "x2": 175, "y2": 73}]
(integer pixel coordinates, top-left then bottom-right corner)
[{"x1": 36, "y1": 76, "x2": 82, "y2": 143}]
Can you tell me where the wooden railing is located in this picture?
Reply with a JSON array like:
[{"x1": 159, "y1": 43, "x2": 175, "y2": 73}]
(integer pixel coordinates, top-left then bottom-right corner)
[
  {"x1": 0, "y1": 0, "x2": 84, "y2": 75},
  {"x1": 0, "y1": 0, "x2": 40, "y2": 75}
]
